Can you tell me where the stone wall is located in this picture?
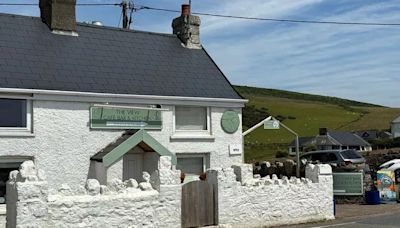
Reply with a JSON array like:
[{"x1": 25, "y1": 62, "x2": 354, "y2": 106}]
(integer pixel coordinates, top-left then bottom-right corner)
[
  {"x1": 6, "y1": 158, "x2": 181, "y2": 228},
  {"x1": 207, "y1": 164, "x2": 334, "y2": 227}
]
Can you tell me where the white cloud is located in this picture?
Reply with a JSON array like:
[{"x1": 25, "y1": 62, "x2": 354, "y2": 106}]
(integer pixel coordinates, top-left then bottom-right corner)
[{"x1": 201, "y1": 0, "x2": 400, "y2": 107}]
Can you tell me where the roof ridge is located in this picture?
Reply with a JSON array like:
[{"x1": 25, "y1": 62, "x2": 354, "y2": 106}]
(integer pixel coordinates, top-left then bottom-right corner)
[
  {"x1": 0, "y1": 12, "x2": 177, "y2": 39},
  {"x1": 77, "y1": 22, "x2": 177, "y2": 38}
]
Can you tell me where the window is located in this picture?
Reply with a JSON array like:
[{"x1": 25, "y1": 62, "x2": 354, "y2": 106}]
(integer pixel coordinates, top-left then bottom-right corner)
[
  {"x1": 0, "y1": 99, "x2": 27, "y2": 127},
  {"x1": 0, "y1": 98, "x2": 32, "y2": 135},
  {"x1": 340, "y1": 150, "x2": 362, "y2": 159},
  {"x1": 176, "y1": 154, "x2": 209, "y2": 183},
  {"x1": 175, "y1": 106, "x2": 208, "y2": 131}
]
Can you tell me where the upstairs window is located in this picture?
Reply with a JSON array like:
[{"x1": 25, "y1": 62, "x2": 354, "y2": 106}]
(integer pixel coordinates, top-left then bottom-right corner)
[
  {"x1": 0, "y1": 99, "x2": 27, "y2": 128},
  {"x1": 175, "y1": 106, "x2": 208, "y2": 131},
  {"x1": 0, "y1": 98, "x2": 32, "y2": 135}
]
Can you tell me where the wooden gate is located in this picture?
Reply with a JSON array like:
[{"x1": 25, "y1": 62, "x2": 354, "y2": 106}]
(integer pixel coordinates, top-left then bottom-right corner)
[{"x1": 181, "y1": 181, "x2": 217, "y2": 228}]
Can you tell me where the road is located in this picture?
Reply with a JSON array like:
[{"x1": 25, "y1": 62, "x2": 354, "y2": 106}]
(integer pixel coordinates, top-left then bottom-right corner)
[{"x1": 291, "y1": 212, "x2": 400, "y2": 228}]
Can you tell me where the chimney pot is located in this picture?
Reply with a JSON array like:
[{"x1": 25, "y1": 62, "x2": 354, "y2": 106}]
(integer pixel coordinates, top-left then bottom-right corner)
[
  {"x1": 319, "y1": 128, "x2": 328, "y2": 136},
  {"x1": 181, "y1": 4, "x2": 190, "y2": 16},
  {"x1": 172, "y1": 4, "x2": 201, "y2": 49}
]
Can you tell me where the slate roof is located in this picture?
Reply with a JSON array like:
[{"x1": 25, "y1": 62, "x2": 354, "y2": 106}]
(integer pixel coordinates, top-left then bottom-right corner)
[
  {"x1": 328, "y1": 131, "x2": 370, "y2": 146},
  {"x1": 289, "y1": 131, "x2": 370, "y2": 147},
  {"x1": 289, "y1": 136, "x2": 314, "y2": 147},
  {"x1": 0, "y1": 13, "x2": 242, "y2": 99}
]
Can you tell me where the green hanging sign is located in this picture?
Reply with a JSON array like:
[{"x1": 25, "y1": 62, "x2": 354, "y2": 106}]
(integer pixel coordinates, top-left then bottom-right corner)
[
  {"x1": 90, "y1": 106, "x2": 162, "y2": 130},
  {"x1": 264, "y1": 120, "x2": 280, "y2": 130}
]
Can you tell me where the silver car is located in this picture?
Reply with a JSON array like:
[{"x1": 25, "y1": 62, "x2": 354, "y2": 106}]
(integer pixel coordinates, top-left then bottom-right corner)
[{"x1": 300, "y1": 149, "x2": 365, "y2": 166}]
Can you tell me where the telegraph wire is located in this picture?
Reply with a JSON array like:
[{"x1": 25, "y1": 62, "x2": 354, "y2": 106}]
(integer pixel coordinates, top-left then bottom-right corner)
[
  {"x1": 139, "y1": 6, "x2": 400, "y2": 26},
  {"x1": 0, "y1": 2, "x2": 400, "y2": 26},
  {"x1": 0, "y1": 3, "x2": 121, "y2": 6}
]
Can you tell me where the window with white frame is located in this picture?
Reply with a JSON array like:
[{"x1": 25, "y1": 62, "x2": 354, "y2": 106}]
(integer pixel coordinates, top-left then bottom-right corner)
[
  {"x1": 0, "y1": 98, "x2": 32, "y2": 134},
  {"x1": 175, "y1": 106, "x2": 209, "y2": 131},
  {"x1": 176, "y1": 154, "x2": 209, "y2": 183}
]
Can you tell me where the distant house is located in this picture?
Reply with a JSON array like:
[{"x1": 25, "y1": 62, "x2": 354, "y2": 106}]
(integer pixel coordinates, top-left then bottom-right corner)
[
  {"x1": 391, "y1": 116, "x2": 400, "y2": 138},
  {"x1": 289, "y1": 128, "x2": 372, "y2": 154}
]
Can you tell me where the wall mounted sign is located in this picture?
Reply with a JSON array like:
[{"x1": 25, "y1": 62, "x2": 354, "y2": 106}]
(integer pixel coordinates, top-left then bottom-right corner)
[
  {"x1": 90, "y1": 106, "x2": 162, "y2": 129},
  {"x1": 221, "y1": 111, "x2": 240, "y2": 134},
  {"x1": 332, "y1": 172, "x2": 363, "y2": 196},
  {"x1": 229, "y1": 144, "x2": 242, "y2": 155},
  {"x1": 264, "y1": 120, "x2": 280, "y2": 130}
]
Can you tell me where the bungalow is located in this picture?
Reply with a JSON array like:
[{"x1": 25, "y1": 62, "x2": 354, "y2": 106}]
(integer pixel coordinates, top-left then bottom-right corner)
[
  {"x1": 289, "y1": 128, "x2": 372, "y2": 155},
  {"x1": 0, "y1": 0, "x2": 246, "y2": 203}
]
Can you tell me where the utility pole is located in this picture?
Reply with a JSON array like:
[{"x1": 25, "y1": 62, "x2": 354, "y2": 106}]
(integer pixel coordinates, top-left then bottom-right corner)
[{"x1": 122, "y1": 0, "x2": 128, "y2": 29}]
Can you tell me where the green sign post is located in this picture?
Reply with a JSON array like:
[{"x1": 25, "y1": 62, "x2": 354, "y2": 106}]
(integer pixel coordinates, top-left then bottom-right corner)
[
  {"x1": 90, "y1": 106, "x2": 162, "y2": 130},
  {"x1": 333, "y1": 172, "x2": 364, "y2": 196}
]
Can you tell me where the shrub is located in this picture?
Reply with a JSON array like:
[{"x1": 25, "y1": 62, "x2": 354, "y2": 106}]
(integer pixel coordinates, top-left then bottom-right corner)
[{"x1": 275, "y1": 150, "x2": 289, "y2": 158}]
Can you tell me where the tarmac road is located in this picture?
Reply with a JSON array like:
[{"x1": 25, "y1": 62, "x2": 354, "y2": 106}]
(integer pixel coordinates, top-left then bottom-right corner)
[{"x1": 291, "y1": 212, "x2": 400, "y2": 228}]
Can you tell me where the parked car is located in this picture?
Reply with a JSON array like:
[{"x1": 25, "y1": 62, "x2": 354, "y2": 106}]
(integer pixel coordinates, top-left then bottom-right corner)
[
  {"x1": 300, "y1": 149, "x2": 366, "y2": 167},
  {"x1": 380, "y1": 159, "x2": 400, "y2": 169}
]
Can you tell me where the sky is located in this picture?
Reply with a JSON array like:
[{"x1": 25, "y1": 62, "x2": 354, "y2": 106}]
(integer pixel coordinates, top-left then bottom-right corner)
[{"x1": 1, "y1": 0, "x2": 400, "y2": 107}]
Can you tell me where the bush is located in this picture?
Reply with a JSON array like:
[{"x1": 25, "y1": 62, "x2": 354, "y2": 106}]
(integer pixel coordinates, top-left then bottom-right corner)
[
  {"x1": 275, "y1": 150, "x2": 289, "y2": 158},
  {"x1": 370, "y1": 137, "x2": 400, "y2": 150},
  {"x1": 242, "y1": 104, "x2": 270, "y2": 128}
]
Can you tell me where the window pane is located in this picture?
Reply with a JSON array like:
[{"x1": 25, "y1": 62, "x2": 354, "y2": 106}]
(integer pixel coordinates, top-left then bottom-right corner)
[
  {"x1": 176, "y1": 157, "x2": 204, "y2": 175},
  {"x1": 0, "y1": 99, "x2": 27, "y2": 127},
  {"x1": 341, "y1": 150, "x2": 362, "y2": 159},
  {"x1": 175, "y1": 106, "x2": 207, "y2": 130}
]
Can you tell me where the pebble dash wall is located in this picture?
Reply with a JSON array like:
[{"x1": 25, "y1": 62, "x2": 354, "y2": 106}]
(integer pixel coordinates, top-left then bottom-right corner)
[
  {"x1": 206, "y1": 164, "x2": 335, "y2": 227},
  {"x1": 6, "y1": 157, "x2": 181, "y2": 228}
]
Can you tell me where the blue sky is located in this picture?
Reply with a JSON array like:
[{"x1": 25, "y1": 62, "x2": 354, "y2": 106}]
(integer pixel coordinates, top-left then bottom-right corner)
[{"x1": 1, "y1": 0, "x2": 400, "y2": 107}]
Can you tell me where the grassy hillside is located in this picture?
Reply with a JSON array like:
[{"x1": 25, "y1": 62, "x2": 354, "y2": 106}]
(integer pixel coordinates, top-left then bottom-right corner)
[{"x1": 235, "y1": 86, "x2": 400, "y2": 162}]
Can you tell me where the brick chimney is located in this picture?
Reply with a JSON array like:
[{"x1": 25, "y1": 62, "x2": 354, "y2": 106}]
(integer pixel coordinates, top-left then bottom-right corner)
[
  {"x1": 39, "y1": 0, "x2": 78, "y2": 36},
  {"x1": 172, "y1": 4, "x2": 201, "y2": 49},
  {"x1": 319, "y1": 128, "x2": 328, "y2": 136}
]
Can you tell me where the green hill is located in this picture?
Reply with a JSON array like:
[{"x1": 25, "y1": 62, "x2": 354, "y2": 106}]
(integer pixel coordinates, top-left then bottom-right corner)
[{"x1": 236, "y1": 85, "x2": 400, "y2": 162}]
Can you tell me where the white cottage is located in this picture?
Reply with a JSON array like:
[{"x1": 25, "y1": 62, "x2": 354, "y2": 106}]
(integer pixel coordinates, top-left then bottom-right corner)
[
  {"x1": 0, "y1": 3, "x2": 335, "y2": 227},
  {"x1": 0, "y1": 1, "x2": 246, "y2": 200}
]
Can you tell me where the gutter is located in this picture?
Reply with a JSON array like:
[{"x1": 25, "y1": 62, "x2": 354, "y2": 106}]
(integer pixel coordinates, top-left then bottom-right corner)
[{"x1": 0, "y1": 88, "x2": 248, "y2": 107}]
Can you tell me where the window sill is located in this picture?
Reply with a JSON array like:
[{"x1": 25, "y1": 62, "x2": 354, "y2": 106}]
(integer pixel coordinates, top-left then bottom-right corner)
[
  {"x1": 170, "y1": 133, "x2": 215, "y2": 140},
  {"x1": 0, "y1": 131, "x2": 35, "y2": 137}
]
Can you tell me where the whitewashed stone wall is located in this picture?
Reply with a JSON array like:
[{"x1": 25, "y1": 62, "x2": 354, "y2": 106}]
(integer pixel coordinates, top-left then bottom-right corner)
[
  {"x1": 0, "y1": 100, "x2": 242, "y2": 193},
  {"x1": 207, "y1": 164, "x2": 334, "y2": 227},
  {"x1": 6, "y1": 159, "x2": 181, "y2": 228}
]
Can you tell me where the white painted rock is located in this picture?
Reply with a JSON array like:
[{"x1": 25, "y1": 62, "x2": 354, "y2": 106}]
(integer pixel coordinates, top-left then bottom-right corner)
[
  {"x1": 100, "y1": 185, "x2": 110, "y2": 195},
  {"x1": 143, "y1": 172, "x2": 151, "y2": 183},
  {"x1": 124, "y1": 179, "x2": 138, "y2": 188},
  {"x1": 19, "y1": 160, "x2": 37, "y2": 181},
  {"x1": 108, "y1": 178, "x2": 125, "y2": 192},
  {"x1": 139, "y1": 182, "x2": 153, "y2": 191},
  {"x1": 159, "y1": 156, "x2": 172, "y2": 170},
  {"x1": 86, "y1": 179, "x2": 100, "y2": 195},
  {"x1": 9, "y1": 170, "x2": 19, "y2": 182}
]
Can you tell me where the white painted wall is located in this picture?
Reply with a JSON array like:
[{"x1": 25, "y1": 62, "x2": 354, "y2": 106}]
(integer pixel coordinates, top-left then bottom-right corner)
[
  {"x1": 207, "y1": 164, "x2": 334, "y2": 227},
  {"x1": 0, "y1": 100, "x2": 242, "y2": 192},
  {"x1": 6, "y1": 159, "x2": 181, "y2": 228}
]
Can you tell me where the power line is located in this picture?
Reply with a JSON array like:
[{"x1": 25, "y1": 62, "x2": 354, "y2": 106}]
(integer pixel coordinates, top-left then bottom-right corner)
[
  {"x1": 140, "y1": 6, "x2": 400, "y2": 26},
  {"x1": 1, "y1": 2, "x2": 399, "y2": 26},
  {"x1": 0, "y1": 3, "x2": 121, "y2": 6}
]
